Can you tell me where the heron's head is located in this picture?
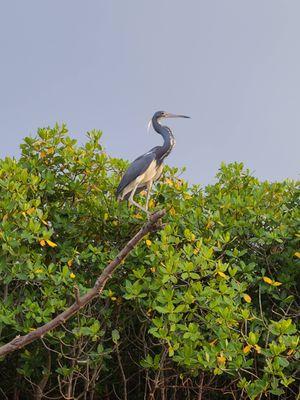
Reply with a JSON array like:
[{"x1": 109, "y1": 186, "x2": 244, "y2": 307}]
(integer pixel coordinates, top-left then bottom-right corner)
[
  {"x1": 154, "y1": 111, "x2": 190, "y2": 121},
  {"x1": 148, "y1": 111, "x2": 190, "y2": 131}
]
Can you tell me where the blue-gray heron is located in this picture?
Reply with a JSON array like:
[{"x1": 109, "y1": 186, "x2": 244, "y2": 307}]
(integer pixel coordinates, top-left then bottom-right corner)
[{"x1": 116, "y1": 111, "x2": 190, "y2": 216}]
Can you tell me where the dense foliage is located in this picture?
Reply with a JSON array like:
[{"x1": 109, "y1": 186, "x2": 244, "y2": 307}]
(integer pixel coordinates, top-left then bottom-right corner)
[{"x1": 0, "y1": 126, "x2": 299, "y2": 399}]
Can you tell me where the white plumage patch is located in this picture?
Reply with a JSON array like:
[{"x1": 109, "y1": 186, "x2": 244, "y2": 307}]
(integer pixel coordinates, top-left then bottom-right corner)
[
  {"x1": 147, "y1": 119, "x2": 153, "y2": 133},
  {"x1": 119, "y1": 160, "x2": 163, "y2": 200}
]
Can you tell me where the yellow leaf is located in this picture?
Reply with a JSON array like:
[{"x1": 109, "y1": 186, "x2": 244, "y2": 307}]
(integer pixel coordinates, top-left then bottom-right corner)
[
  {"x1": 263, "y1": 276, "x2": 273, "y2": 285},
  {"x1": 150, "y1": 267, "x2": 156, "y2": 273},
  {"x1": 148, "y1": 198, "x2": 155, "y2": 209},
  {"x1": 193, "y1": 248, "x2": 199, "y2": 255},
  {"x1": 21, "y1": 211, "x2": 27, "y2": 217},
  {"x1": 47, "y1": 147, "x2": 55, "y2": 154},
  {"x1": 243, "y1": 294, "x2": 252, "y2": 303},
  {"x1": 26, "y1": 207, "x2": 35, "y2": 215},
  {"x1": 46, "y1": 239, "x2": 57, "y2": 248},
  {"x1": 111, "y1": 296, "x2": 117, "y2": 301},
  {"x1": 104, "y1": 212, "x2": 109, "y2": 221},
  {"x1": 272, "y1": 281, "x2": 282, "y2": 287},
  {"x1": 243, "y1": 345, "x2": 251, "y2": 354},
  {"x1": 40, "y1": 151, "x2": 47, "y2": 158},
  {"x1": 34, "y1": 269, "x2": 43, "y2": 273},
  {"x1": 184, "y1": 194, "x2": 192, "y2": 200},
  {"x1": 146, "y1": 239, "x2": 152, "y2": 247},
  {"x1": 134, "y1": 213, "x2": 142, "y2": 219},
  {"x1": 41, "y1": 220, "x2": 48, "y2": 226},
  {"x1": 209, "y1": 339, "x2": 217, "y2": 346},
  {"x1": 165, "y1": 178, "x2": 173, "y2": 186},
  {"x1": 40, "y1": 239, "x2": 46, "y2": 247},
  {"x1": 254, "y1": 344, "x2": 261, "y2": 353},
  {"x1": 169, "y1": 207, "x2": 176, "y2": 216},
  {"x1": 217, "y1": 271, "x2": 227, "y2": 279},
  {"x1": 294, "y1": 252, "x2": 300, "y2": 258},
  {"x1": 2, "y1": 214, "x2": 8, "y2": 222},
  {"x1": 70, "y1": 272, "x2": 76, "y2": 279},
  {"x1": 67, "y1": 259, "x2": 73, "y2": 267},
  {"x1": 287, "y1": 349, "x2": 294, "y2": 356},
  {"x1": 206, "y1": 220, "x2": 213, "y2": 229},
  {"x1": 217, "y1": 355, "x2": 226, "y2": 365}
]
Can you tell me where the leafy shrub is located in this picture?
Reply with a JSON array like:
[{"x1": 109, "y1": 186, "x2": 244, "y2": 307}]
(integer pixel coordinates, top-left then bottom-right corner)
[{"x1": 0, "y1": 126, "x2": 299, "y2": 399}]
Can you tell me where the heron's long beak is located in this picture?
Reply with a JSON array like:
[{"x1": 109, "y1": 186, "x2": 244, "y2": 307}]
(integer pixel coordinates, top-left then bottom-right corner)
[{"x1": 165, "y1": 113, "x2": 190, "y2": 119}]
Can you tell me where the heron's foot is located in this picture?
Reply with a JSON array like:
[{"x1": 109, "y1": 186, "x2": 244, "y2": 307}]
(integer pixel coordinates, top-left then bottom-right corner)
[
  {"x1": 147, "y1": 209, "x2": 166, "y2": 230},
  {"x1": 129, "y1": 198, "x2": 152, "y2": 218}
]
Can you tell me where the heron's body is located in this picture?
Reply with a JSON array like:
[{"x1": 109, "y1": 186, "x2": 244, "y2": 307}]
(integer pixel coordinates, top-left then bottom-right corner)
[
  {"x1": 116, "y1": 111, "x2": 189, "y2": 216},
  {"x1": 117, "y1": 158, "x2": 163, "y2": 201}
]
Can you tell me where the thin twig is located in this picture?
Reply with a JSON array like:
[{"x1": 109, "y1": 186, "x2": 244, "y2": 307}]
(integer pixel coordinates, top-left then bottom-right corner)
[
  {"x1": 116, "y1": 343, "x2": 127, "y2": 400},
  {"x1": 74, "y1": 285, "x2": 80, "y2": 305}
]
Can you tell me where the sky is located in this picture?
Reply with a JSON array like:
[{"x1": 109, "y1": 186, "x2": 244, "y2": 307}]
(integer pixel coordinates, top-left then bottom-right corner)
[{"x1": 0, "y1": 1, "x2": 299, "y2": 185}]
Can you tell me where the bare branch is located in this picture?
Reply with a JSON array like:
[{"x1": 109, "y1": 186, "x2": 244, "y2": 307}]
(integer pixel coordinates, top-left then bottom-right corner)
[{"x1": 0, "y1": 209, "x2": 166, "y2": 357}]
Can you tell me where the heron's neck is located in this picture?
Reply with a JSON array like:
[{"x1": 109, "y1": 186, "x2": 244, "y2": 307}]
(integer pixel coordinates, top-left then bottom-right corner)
[{"x1": 152, "y1": 118, "x2": 176, "y2": 161}]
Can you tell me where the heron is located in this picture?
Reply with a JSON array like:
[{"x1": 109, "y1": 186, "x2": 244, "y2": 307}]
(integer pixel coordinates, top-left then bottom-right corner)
[{"x1": 116, "y1": 111, "x2": 190, "y2": 216}]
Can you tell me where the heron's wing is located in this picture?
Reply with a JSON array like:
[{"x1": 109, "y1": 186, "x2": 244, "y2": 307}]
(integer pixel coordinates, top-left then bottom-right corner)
[{"x1": 116, "y1": 151, "x2": 156, "y2": 199}]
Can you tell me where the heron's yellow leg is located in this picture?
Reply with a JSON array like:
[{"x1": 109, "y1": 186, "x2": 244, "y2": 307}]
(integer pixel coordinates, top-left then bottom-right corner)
[
  {"x1": 129, "y1": 183, "x2": 150, "y2": 216},
  {"x1": 145, "y1": 180, "x2": 153, "y2": 212}
]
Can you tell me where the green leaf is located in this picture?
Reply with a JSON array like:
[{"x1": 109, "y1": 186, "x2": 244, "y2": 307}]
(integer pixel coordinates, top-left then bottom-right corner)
[{"x1": 112, "y1": 329, "x2": 120, "y2": 344}]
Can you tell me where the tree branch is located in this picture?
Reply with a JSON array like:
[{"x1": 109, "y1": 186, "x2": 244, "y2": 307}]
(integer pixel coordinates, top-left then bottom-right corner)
[{"x1": 0, "y1": 209, "x2": 166, "y2": 357}]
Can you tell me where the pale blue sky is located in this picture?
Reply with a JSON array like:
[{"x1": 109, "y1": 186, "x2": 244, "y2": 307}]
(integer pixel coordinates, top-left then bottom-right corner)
[{"x1": 0, "y1": 1, "x2": 299, "y2": 184}]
